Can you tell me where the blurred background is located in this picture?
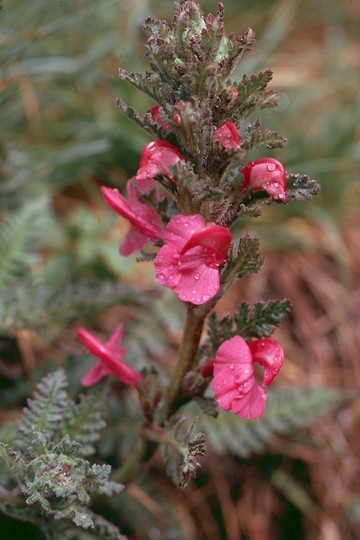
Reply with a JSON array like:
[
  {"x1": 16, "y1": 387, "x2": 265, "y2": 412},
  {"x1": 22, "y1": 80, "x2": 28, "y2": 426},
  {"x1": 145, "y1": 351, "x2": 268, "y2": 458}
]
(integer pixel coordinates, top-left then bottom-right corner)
[{"x1": 1, "y1": 0, "x2": 359, "y2": 538}]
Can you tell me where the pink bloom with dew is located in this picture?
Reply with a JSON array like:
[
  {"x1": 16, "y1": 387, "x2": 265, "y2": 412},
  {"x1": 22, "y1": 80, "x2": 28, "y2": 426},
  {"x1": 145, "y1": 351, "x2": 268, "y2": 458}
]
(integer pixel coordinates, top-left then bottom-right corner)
[
  {"x1": 135, "y1": 140, "x2": 184, "y2": 193},
  {"x1": 154, "y1": 214, "x2": 232, "y2": 305},
  {"x1": 101, "y1": 182, "x2": 162, "y2": 256},
  {"x1": 212, "y1": 336, "x2": 284, "y2": 419},
  {"x1": 240, "y1": 157, "x2": 286, "y2": 201},
  {"x1": 214, "y1": 121, "x2": 241, "y2": 151},
  {"x1": 76, "y1": 324, "x2": 143, "y2": 387}
]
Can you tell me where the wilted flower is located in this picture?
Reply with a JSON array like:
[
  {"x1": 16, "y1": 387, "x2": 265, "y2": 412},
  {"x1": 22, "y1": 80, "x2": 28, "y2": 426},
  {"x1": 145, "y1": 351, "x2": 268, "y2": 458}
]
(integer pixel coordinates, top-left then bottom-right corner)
[
  {"x1": 135, "y1": 140, "x2": 184, "y2": 193},
  {"x1": 154, "y1": 214, "x2": 231, "y2": 305},
  {"x1": 76, "y1": 324, "x2": 143, "y2": 387},
  {"x1": 211, "y1": 336, "x2": 284, "y2": 419},
  {"x1": 240, "y1": 157, "x2": 286, "y2": 200},
  {"x1": 101, "y1": 182, "x2": 162, "y2": 256},
  {"x1": 214, "y1": 121, "x2": 241, "y2": 151}
]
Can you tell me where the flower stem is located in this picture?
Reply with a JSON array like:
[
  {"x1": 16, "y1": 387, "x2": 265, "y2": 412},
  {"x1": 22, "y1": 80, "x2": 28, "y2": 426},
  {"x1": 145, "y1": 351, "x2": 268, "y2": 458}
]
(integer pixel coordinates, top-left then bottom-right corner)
[{"x1": 157, "y1": 303, "x2": 210, "y2": 421}]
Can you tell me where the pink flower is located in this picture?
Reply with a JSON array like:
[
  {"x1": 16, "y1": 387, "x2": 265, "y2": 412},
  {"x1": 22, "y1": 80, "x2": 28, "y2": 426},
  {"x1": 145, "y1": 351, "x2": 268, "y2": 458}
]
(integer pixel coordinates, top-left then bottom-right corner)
[
  {"x1": 135, "y1": 140, "x2": 184, "y2": 193},
  {"x1": 76, "y1": 324, "x2": 143, "y2": 387},
  {"x1": 154, "y1": 214, "x2": 231, "y2": 305},
  {"x1": 240, "y1": 157, "x2": 286, "y2": 200},
  {"x1": 214, "y1": 121, "x2": 241, "y2": 151},
  {"x1": 101, "y1": 182, "x2": 162, "y2": 256},
  {"x1": 150, "y1": 104, "x2": 171, "y2": 132},
  {"x1": 212, "y1": 336, "x2": 284, "y2": 419}
]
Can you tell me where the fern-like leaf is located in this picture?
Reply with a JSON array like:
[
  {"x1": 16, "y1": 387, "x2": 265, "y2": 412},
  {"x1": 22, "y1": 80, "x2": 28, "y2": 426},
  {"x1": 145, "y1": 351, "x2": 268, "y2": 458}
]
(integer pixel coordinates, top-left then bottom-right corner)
[
  {"x1": 0, "y1": 197, "x2": 51, "y2": 285},
  {"x1": 58, "y1": 386, "x2": 107, "y2": 457},
  {"x1": 160, "y1": 416, "x2": 206, "y2": 488},
  {"x1": 0, "y1": 442, "x2": 26, "y2": 477},
  {"x1": 15, "y1": 370, "x2": 68, "y2": 453},
  {"x1": 225, "y1": 233, "x2": 264, "y2": 280},
  {"x1": 286, "y1": 173, "x2": 321, "y2": 201}
]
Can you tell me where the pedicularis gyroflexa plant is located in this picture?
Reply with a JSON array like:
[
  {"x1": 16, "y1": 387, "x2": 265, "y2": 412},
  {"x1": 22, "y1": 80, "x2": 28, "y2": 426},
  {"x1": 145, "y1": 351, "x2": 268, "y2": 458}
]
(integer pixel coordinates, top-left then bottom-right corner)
[{"x1": 0, "y1": 1, "x2": 321, "y2": 537}]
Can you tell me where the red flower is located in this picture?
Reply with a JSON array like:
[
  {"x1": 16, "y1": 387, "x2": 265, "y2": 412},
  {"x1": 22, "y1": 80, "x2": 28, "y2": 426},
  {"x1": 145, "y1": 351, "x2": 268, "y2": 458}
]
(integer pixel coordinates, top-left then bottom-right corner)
[
  {"x1": 76, "y1": 324, "x2": 142, "y2": 387},
  {"x1": 154, "y1": 214, "x2": 231, "y2": 305},
  {"x1": 214, "y1": 121, "x2": 241, "y2": 151},
  {"x1": 240, "y1": 157, "x2": 286, "y2": 200},
  {"x1": 135, "y1": 140, "x2": 184, "y2": 193},
  {"x1": 211, "y1": 336, "x2": 284, "y2": 419},
  {"x1": 101, "y1": 182, "x2": 162, "y2": 255}
]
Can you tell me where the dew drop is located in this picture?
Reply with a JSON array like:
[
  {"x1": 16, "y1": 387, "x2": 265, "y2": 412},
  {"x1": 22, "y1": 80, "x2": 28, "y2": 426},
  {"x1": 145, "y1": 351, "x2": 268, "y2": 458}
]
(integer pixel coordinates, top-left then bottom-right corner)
[
  {"x1": 234, "y1": 375, "x2": 242, "y2": 384},
  {"x1": 192, "y1": 289, "x2": 197, "y2": 294},
  {"x1": 229, "y1": 363, "x2": 235, "y2": 370},
  {"x1": 157, "y1": 273, "x2": 165, "y2": 282},
  {"x1": 194, "y1": 273, "x2": 200, "y2": 280},
  {"x1": 184, "y1": 222, "x2": 189, "y2": 227},
  {"x1": 243, "y1": 368, "x2": 250, "y2": 375},
  {"x1": 202, "y1": 294, "x2": 210, "y2": 302},
  {"x1": 272, "y1": 181, "x2": 279, "y2": 188},
  {"x1": 267, "y1": 163, "x2": 276, "y2": 172}
]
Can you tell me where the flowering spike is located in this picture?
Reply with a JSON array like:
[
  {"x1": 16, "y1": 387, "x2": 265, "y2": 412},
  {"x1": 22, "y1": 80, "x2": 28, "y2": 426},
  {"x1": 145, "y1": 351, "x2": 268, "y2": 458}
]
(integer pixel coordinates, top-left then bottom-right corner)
[
  {"x1": 101, "y1": 183, "x2": 162, "y2": 255},
  {"x1": 135, "y1": 140, "x2": 184, "y2": 193},
  {"x1": 154, "y1": 214, "x2": 231, "y2": 305},
  {"x1": 76, "y1": 324, "x2": 142, "y2": 387},
  {"x1": 241, "y1": 157, "x2": 286, "y2": 200},
  {"x1": 211, "y1": 335, "x2": 283, "y2": 419},
  {"x1": 214, "y1": 121, "x2": 241, "y2": 151}
]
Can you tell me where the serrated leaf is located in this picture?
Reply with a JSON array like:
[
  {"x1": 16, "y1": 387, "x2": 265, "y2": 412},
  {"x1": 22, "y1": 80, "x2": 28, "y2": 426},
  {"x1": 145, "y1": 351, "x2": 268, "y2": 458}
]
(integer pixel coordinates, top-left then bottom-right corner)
[
  {"x1": 228, "y1": 233, "x2": 264, "y2": 279},
  {"x1": 0, "y1": 197, "x2": 51, "y2": 285},
  {"x1": 15, "y1": 370, "x2": 68, "y2": 453},
  {"x1": 160, "y1": 415, "x2": 206, "y2": 488},
  {"x1": 286, "y1": 173, "x2": 321, "y2": 201}
]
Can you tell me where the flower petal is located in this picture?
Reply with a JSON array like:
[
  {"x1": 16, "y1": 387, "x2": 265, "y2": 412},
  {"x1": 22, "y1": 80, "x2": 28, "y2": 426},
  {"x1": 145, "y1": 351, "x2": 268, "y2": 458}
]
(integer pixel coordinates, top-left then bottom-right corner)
[
  {"x1": 231, "y1": 383, "x2": 267, "y2": 419},
  {"x1": 248, "y1": 338, "x2": 284, "y2": 387}
]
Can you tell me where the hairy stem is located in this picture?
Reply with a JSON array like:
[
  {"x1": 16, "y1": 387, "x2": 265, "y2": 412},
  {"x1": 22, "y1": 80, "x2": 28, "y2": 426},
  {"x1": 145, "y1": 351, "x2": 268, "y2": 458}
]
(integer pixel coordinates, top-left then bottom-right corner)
[{"x1": 158, "y1": 303, "x2": 211, "y2": 421}]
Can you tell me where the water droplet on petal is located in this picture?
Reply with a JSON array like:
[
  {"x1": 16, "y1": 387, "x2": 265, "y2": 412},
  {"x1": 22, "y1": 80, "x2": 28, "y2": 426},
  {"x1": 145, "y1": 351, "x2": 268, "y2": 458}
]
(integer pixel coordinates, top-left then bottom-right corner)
[
  {"x1": 234, "y1": 375, "x2": 242, "y2": 384},
  {"x1": 194, "y1": 273, "x2": 200, "y2": 280},
  {"x1": 192, "y1": 289, "x2": 197, "y2": 294},
  {"x1": 184, "y1": 222, "x2": 189, "y2": 227},
  {"x1": 267, "y1": 163, "x2": 276, "y2": 172},
  {"x1": 157, "y1": 273, "x2": 165, "y2": 282},
  {"x1": 202, "y1": 294, "x2": 210, "y2": 302},
  {"x1": 229, "y1": 363, "x2": 235, "y2": 370}
]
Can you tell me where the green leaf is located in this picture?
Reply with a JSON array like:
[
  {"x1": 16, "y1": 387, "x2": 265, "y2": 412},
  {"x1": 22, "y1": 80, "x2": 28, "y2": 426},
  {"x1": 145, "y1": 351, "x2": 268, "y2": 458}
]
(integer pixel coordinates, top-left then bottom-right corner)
[
  {"x1": 15, "y1": 370, "x2": 68, "y2": 453},
  {"x1": 286, "y1": 173, "x2": 321, "y2": 201},
  {"x1": 0, "y1": 197, "x2": 51, "y2": 285},
  {"x1": 58, "y1": 387, "x2": 107, "y2": 457},
  {"x1": 160, "y1": 415, "x2": 206, "y2": 488},
  {"x1": 228, "y1": 233, "x2": 264, "y2": 279}
]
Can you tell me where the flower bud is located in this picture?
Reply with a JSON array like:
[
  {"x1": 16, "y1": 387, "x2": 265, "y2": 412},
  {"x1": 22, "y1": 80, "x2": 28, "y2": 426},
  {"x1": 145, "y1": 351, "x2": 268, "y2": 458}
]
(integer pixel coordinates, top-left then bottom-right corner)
[{"x1": 241, "y1": 157, "x2": 286, "y2": 200}]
